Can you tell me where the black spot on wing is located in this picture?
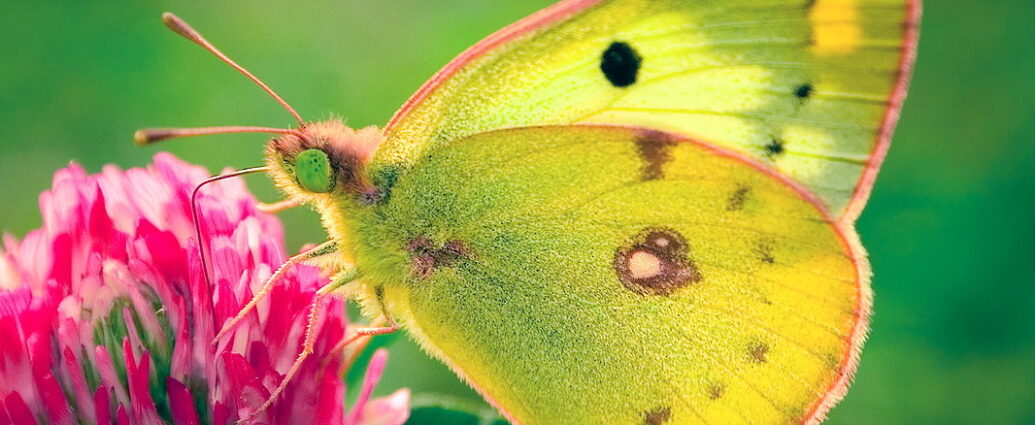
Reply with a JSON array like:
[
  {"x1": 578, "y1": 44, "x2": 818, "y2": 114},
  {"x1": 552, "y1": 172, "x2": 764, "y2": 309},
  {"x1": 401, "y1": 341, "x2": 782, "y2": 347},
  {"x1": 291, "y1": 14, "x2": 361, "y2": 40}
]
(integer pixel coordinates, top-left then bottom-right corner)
[
  {"x1": 406, "y1": 237, "x2": 468, "y2": 279},
  {"x1": 601, "y1": 41, "x2": 642, "y2": 88},
  {"x1": 643, "y1": 406, "x2": 672, "y2": 425},
  {"x1": 410, "y1": 255, "x2": 435, "y2": 280},
  {"x1": 707, "y1": 382, "x2": 726, "y2": 400},
  {"x1": 748, "y1": 342, "x2": 770, "y2": 363},
  {"x1": 727, "y1": 186, "x2": 751, "y2": 211},
  {"x1": 795, "y1": 83, "x2": 815, "y2": 102},
  {"x1": 825, "y1": 353, "x2": 841, "y2": 368},
  {"x1": 764, "y1": 137, "x2": 786, "y2": 159},
  {"x1": 757, "y1": 240, "x2": 776, "y2": 264},
  {"x1": 635, "y1": 131, "x2": 677, "y2": 181}
]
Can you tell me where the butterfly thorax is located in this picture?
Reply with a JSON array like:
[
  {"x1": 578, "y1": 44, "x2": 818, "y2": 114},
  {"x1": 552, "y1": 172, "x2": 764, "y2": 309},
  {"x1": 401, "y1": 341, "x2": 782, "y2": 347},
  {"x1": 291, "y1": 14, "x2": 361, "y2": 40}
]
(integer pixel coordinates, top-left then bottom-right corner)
[{"x1": 265, "y1": 120, "x2": 388, "y2": 274}]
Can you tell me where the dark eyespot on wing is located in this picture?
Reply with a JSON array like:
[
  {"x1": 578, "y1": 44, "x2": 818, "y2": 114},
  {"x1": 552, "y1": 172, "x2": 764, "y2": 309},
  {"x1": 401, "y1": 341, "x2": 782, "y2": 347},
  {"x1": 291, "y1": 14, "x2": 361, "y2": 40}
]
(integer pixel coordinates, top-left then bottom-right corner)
[
  {"x1": 727, "y1": 186, "x2": 751, "y2": 211},
  {"x1": 643, "y1": 406, "x2": 672, "y2": 425},
  {"x1": 614, "y1": 228, "x2": 701, "y2": 296},
  {"x1": 634, "y1": 131, "x2": 677, "y2": 181},
  {"x1": 601, "y1": 41, "x2": 642, "y2": 88},
  {"x1": 748, "y1": 342, "x2": 770, "y2": 364}
]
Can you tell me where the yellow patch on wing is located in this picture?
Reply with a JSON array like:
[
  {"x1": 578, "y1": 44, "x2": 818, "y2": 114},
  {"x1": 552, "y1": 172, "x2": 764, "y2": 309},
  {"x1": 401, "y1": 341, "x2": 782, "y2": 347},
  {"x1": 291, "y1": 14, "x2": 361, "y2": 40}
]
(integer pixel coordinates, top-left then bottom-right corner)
[{"x1": 810, "y1": 0, "x2": 862, "y2": 55}]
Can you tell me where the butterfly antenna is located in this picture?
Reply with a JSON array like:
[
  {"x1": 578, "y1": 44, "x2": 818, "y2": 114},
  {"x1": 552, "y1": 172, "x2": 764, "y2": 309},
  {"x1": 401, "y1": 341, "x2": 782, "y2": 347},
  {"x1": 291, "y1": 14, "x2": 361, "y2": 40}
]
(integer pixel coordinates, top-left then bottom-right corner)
[
  {"x1": 190, "y1": 166, "x2": 271, "y2": 294},
  {"x1": 134, "y1": 126, "x2": 305, "y2": 146},
  {"x1": 162, "y1": 12, "x2": 305, "y2": 126}
]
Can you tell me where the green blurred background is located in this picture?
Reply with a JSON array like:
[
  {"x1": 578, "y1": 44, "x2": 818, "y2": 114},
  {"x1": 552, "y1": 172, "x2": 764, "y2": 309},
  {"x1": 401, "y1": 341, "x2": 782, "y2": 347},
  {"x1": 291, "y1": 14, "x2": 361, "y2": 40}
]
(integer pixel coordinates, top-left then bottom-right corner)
[{"x1": 1, "y1": 1, "x2": 1032, "y2": 424}]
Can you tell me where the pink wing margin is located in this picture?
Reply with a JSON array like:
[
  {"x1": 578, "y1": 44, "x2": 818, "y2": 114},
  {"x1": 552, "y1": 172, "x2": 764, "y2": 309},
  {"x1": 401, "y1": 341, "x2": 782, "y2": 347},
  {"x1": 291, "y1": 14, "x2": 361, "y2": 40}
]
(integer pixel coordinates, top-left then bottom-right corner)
[
  {"x1": 840, "y1": 0, "x2": 923, "y2": 225},
  {"x1": 384, "y1": 0, "x2": 923, "y2": 225}
]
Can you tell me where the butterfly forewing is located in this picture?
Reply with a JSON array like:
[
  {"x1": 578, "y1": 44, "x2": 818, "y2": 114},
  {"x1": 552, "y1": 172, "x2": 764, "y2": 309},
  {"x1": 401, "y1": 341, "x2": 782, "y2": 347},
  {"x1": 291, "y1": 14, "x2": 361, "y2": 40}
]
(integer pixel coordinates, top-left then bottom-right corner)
[{"x1": 379, "y1": 0, "x2": 919, "y2": 223}]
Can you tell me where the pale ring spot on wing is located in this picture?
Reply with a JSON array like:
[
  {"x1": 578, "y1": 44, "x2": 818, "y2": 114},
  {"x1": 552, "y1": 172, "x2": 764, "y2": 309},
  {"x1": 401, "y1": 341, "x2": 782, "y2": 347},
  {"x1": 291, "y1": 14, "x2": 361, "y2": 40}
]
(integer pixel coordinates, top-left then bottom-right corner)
[{"x1": 614, "y1": 227, "x2": 702, "y2": 296}]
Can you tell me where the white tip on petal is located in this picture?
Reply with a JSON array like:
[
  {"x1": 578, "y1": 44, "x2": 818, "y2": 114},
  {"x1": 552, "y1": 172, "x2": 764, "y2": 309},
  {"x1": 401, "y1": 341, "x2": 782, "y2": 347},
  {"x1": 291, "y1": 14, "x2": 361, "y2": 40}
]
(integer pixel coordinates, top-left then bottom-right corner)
[{"x1": 355, "y1": 388, "x2": 411, "y2": 425}]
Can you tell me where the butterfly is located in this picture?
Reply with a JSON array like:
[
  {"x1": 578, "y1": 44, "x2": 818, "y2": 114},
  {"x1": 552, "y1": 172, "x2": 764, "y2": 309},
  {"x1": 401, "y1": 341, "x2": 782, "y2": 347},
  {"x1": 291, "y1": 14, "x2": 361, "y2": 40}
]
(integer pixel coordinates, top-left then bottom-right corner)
[{"x1": 137, "y1": 1, "x2": 920, "y2": 424}]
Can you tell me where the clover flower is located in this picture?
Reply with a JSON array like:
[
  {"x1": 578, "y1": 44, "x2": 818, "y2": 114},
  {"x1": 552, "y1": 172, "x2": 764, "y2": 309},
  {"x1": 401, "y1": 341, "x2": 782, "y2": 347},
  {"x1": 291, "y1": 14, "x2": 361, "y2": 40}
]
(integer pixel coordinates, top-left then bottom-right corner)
[{"x1": 0, "y1": 153, "x2": 409, "y2": 425}]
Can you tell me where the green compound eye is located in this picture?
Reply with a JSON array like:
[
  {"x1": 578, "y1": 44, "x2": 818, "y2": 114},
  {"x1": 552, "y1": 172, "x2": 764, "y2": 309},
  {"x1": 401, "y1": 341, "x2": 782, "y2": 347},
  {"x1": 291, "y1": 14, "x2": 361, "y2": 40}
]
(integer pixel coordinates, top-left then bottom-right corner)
[{"x1": 294, "y1": 149, "x2": 334, "y2": 193}]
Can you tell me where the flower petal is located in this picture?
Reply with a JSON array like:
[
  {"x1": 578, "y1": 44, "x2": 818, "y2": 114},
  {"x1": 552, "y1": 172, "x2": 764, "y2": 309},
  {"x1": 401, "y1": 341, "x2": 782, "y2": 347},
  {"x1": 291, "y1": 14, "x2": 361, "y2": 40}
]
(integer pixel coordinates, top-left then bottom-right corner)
[
  {"x1": 37, "y1": 373, "x2": 73, "y2": 425},
  {"x1": 60, "y1": 345, "x2": 95, "y2": 423},
  {"x1": 347, "y1": 348, "x2": 389, "y2": 425},
  {"x1": 167, "y1": 378, "x2": 201, "y2": 425},
  {"x1": 3, "y1": 392, "x2": 39, "y2": 425},
  {"x1": 315, "y1": 365, "x2": 345, "y2": 425},
  {"x1": 0, "y1": 154, "x2": 408, "y2": 424},
  {"x1": 94, "y1": 386, "x2": 111, "y2": 425}
]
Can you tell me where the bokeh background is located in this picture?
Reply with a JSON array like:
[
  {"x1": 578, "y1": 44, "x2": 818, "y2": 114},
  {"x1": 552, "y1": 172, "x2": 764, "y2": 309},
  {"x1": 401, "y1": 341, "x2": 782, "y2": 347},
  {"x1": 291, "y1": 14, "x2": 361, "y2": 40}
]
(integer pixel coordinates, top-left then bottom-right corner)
[{"x1": 2, "y1": 2, "x2": 1033, "y2": 424}]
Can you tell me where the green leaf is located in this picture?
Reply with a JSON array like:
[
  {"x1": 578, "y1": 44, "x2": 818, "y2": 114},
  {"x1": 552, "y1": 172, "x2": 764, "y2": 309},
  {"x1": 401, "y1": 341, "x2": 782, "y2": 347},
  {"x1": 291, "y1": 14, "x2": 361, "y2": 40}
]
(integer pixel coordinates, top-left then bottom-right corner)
[{"x1": 404, "y1": 393, "x2": 508, "y2": 425}]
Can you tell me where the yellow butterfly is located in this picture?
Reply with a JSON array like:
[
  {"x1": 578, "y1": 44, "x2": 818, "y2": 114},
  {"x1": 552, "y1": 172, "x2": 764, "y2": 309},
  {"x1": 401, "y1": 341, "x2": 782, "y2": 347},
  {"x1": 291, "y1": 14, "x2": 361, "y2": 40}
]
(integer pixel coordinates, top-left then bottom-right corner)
[{"x1": 138, "y1": 1, "x2": 920, "y2": 424}]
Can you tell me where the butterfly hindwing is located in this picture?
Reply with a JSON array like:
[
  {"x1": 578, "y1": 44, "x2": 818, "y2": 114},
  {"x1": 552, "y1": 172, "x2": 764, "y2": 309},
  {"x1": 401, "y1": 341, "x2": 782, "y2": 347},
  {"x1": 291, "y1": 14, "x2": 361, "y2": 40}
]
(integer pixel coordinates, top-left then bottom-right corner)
[
  {"x1": 354, "y1": 126, "x2": 869, "y2": 425},
  {"x1": 378, "y1": 0, "x2": 919, "y2": 223}
]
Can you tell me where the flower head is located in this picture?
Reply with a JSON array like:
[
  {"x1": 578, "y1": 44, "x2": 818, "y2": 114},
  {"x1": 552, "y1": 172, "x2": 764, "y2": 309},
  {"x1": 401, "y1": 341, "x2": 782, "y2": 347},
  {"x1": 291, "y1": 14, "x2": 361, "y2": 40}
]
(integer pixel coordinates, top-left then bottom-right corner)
[{"x1": 0, "y1": 153, "x2": 408, "y2": 425}]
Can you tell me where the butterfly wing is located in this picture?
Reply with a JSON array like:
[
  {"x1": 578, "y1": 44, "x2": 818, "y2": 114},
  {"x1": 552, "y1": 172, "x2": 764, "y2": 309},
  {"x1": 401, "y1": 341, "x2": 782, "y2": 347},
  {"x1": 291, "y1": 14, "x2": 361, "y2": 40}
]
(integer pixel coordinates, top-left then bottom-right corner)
[
  {"x1": 377, "y1": 0, "x2": 920, "y2": 223},
  {"x1": 355, "y1": 126, "x2": 869, "y2": 425}
]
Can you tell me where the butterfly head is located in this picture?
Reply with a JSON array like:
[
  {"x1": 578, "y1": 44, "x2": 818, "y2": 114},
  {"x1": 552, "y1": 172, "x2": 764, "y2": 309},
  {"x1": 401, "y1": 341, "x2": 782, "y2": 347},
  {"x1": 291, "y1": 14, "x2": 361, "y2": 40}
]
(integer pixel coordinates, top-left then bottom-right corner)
[
  {"x1": 266, "y1": 120, "x2": 383, "y2": 202},
  {"x1": 133, "y1": 13, "x2": 388, "y2": 206}
]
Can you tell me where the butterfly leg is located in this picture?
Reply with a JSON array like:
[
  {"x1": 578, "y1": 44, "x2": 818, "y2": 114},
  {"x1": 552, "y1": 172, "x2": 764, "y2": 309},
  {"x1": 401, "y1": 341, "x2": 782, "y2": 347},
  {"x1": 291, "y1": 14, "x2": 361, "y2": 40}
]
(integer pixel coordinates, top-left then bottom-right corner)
[
  {"x1": 213, "y1": 240, "x2": 338, "y2": 345},
  {"x1": 329, "y1": 319, "x2": 399, "y2": 374},
  {"x1": 257, "y1": 197, "x2": 303, "y2": 213},
  {"x1": 239, "y1": 269, "x2": 361, "y2": 424},
  {"x1": 327, "y1": 285, "x2": 399, "y2": 364}
]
